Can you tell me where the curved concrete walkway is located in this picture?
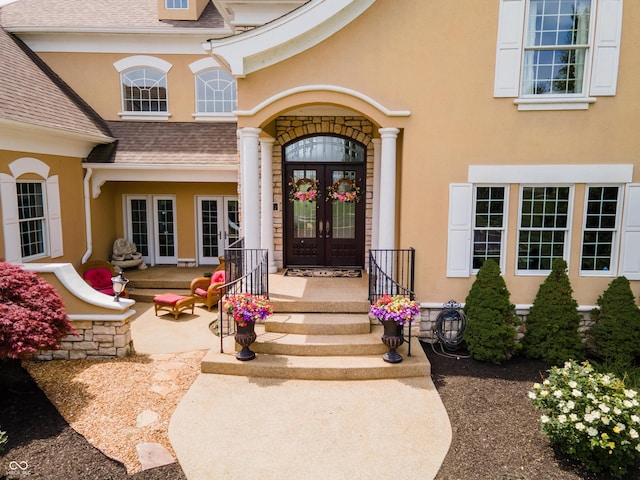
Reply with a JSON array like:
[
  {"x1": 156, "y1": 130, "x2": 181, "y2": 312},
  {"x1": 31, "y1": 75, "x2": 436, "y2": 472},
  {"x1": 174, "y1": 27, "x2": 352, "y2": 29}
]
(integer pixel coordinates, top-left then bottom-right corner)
[{"x1": 130, "y1": 301, "x2": 452, "y2": 479}]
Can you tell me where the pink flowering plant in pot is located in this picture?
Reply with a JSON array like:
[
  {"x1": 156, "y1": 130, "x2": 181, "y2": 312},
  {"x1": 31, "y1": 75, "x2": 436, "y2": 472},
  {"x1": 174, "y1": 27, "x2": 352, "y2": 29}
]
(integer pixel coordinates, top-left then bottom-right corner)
[
  {"x1": 223, "y1": 293, "x2": 273, "y2": 327},
  {"x1": 369, "y1": 294, "x2": 419, "y2": 325}
]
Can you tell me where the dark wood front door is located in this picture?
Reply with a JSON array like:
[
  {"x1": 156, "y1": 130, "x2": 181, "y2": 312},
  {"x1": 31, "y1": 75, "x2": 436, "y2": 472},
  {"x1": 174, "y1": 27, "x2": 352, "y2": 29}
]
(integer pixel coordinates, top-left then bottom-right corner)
[{"x1": 284, "y1": 163, "x2": 365, "y2": 267}]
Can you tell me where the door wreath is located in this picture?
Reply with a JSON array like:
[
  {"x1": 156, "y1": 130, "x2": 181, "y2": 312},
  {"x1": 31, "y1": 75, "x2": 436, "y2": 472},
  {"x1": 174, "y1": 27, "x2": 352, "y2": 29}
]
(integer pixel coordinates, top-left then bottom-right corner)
[
  {"x1": 288, "y1": 177, "x2": 319, "y2": 202},
  {"x1": 327, "y1": 178, "x2": 361, "y2": 203}
]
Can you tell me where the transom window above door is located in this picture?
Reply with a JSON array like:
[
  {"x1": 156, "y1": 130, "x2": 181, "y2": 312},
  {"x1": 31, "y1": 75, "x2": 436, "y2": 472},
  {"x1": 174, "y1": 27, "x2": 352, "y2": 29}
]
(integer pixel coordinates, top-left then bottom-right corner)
[{"x1": 285, "y1": 136, "x2": 365, "y2": 163}]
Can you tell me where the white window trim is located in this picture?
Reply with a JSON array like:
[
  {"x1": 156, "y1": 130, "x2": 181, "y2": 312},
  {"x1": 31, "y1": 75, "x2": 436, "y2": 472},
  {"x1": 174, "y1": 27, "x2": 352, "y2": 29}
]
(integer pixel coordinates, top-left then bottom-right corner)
[
  {"x1": 0, "y1": 157, "x2": 63, "y2": 262},
  {"x1": 190, "y1": 58, "x2": 238, "y2": 121},
  {"x1": 471, "y1": 185, "x2": 509, "y2": 275},
  {"x1": 619, "y1": 184, "x2": 640, "y2": 280},
  {"x1": 114, "y1": 56, "x2": 172, "y2": 121},
  {"x1": 579, "y1": 184, "x2": 623, "y2": 277},
  {"x1": 165, "y1": 0, "x2": 189, "y2": 9},
  {"x1": 494, "y1": 0, "x2": 624, "y2": 111},
  {"x1": 515, "y1": 184, "x2": 574, "y2": 276}
]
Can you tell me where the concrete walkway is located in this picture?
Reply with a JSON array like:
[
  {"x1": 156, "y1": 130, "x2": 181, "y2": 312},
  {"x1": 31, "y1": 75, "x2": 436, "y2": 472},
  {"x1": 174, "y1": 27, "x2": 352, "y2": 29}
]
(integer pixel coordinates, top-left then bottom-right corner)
[{"x1": 130, "y1": 299, "x2": 452, "y2": 479}]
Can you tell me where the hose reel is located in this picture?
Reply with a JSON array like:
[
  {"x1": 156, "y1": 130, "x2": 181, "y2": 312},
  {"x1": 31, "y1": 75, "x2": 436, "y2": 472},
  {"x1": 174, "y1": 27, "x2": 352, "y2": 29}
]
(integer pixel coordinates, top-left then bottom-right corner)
[{"x1": 434, "y1": 300, "x2": 466, "y2": 350}]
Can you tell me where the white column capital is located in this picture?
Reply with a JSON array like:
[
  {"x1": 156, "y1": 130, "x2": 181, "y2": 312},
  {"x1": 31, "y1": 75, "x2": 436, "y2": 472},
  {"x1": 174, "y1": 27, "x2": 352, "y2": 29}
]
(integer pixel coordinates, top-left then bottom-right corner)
[
  {"x1": 259, "y1": 136, "x2": 276, "y2": 145},
  {"x1": 378, "y1": 127, "x2": 400, "y2": 138},
  {"x1": 239, "y1": 127, "x2": 262, "y2": 138}
]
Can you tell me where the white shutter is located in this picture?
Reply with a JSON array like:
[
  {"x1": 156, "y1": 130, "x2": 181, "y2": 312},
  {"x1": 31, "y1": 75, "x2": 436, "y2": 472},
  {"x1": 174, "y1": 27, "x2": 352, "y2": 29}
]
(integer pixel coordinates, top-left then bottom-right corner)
[
  {"x1": 590, "y1": 0, "x2": 623, "y2": 96},
  {"x1": 46, "y1": 175, "x2": 64, "y2": 258},
  {"x1": 447, "y1": 183, "x2": 473, "y2": 278},
  {"x1": 619, "y1": 184, "x2": 640, "y2": 279},
  {"x1": 0, "y1": 173, "x2": 21, "y2": 263},
  {"x1": 494, "y1": 0, "x2": 526, "y2": 97}
]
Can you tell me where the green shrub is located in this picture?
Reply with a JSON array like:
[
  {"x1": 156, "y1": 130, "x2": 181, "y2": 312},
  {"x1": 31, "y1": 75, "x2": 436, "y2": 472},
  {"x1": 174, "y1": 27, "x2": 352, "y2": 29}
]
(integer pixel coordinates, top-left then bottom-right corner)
[
  {"x1": 590, "y1": 276, "x2": 640, "y2": 364},
  {"x1": 522, "y1": 258, "x2": 585, "y2": 365},
  {"x1": 463, "y1": 260, "x2": 519, "y2": 364},
  {"x1": 0, "y1": 427, "x2": 7, "y2": 452},
  {"x1": 529, "y1": 360, "x2": 640, "y2": 478}
]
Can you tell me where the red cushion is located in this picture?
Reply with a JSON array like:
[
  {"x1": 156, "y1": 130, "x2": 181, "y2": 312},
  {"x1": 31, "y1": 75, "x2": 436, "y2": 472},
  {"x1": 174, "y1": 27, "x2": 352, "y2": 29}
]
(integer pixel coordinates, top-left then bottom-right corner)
[
  {"x1": 96, "y1": 286, "x2": 116, "y2": 296},
  {"x1": 212, "y1": 270, "x2": 225, "y2": 284},
  {"x1": 154, "y1": 293, "x2": 187, "y2": 305},
  {"x1": 194, "y1": 287, "x2": 208, "y2": 297},
  {"x1": 84, "y1": 268, "x2": 113, "y2": 289}
]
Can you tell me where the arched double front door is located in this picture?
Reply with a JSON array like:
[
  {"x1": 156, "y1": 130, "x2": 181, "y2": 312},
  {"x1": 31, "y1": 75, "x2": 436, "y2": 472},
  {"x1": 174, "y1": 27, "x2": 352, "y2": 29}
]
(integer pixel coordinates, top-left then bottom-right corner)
[{"x1": 284, "y1": 135, "x2": 366, "y2": 267}]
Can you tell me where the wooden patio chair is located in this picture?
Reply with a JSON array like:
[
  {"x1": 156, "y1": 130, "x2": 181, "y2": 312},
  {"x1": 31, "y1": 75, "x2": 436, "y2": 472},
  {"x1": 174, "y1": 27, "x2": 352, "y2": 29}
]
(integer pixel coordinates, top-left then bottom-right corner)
[
  {"x1": 190, "y1": 258, "x2": 226, "y2": 311},
  {"x1": 77, "y1": 260, "x2": 129, "y2": 298}
]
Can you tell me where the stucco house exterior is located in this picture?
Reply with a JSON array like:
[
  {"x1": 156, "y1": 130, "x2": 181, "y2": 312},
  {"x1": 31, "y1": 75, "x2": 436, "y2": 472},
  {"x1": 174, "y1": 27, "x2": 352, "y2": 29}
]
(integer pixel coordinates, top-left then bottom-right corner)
[{"x1": 1, "y1": 0, "x2": 639, "y2": 318}]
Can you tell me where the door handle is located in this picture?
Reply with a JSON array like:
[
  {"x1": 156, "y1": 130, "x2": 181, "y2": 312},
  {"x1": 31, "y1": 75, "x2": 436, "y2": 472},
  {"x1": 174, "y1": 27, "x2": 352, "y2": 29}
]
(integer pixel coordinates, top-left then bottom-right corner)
[
  {"x1": 318, "y1": 221, "x2": 324, "y2": 238},
  {"x1": 325, "y1": 221, "x2": 331, "y2": 238}
]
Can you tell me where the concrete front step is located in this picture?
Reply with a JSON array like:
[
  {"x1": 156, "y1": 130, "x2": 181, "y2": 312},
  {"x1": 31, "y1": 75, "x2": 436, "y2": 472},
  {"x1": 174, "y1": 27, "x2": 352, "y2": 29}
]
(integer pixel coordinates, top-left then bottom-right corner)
[
  {"x1": 265, "y1": 313, "x2": 371, "y2": 335},
  {"x1": 200, "y1": 336, "x2": 428, "y2": 380},
  {"x1": 252, "y1": 330, "x2": 388, "y2": 356},
  {"x1": 270, "y1": 299, "x2": 370, "y2": 314}
]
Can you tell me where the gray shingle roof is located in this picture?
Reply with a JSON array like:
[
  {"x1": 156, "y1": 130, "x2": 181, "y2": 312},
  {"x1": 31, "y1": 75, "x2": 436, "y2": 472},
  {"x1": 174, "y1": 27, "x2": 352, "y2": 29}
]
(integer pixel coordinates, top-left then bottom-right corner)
[
  {"x1": 0, "y1": 0, "x2": 225, "y2": 30},
  {"x1": 0, "y1": 27, "x2": 112, "y2": 140},
  {"x1": 104, "y1": 121, "x2": 238, "y2": 165}
]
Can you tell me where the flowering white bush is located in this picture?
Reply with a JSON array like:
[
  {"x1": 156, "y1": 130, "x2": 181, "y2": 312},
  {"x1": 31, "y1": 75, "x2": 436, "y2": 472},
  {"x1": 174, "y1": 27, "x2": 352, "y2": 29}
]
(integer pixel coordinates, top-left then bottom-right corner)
[{"x1": 529, "y1": 360, "x2": 640, "y2": 478}]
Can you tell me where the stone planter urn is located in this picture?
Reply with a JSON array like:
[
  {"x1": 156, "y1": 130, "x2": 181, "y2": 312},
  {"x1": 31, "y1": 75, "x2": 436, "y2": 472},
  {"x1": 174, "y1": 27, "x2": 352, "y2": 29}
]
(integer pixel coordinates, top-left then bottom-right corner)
[
  {"x1": 235, "y1": 322, "x2": 257, "y2": 361},
  {"x1": 380, "y1": 319, "x2": 404, "y2": 364}
]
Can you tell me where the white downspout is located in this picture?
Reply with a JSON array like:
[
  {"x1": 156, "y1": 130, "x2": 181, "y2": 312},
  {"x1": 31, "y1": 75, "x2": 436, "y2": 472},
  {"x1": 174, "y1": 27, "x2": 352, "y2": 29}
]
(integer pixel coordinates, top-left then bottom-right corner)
[{"x1": 81, "y1": 168, "x2": 93, "y2": 264}]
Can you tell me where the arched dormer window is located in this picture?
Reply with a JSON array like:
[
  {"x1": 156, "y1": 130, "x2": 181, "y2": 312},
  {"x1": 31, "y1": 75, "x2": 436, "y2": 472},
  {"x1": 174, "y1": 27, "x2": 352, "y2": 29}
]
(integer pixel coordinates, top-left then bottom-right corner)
[
  {"x1": 114, "y1": 56, "x2": 172, "y2": 120},
  {"x1": 189, "y1": 58, "x2": 237, "y2": 121}
]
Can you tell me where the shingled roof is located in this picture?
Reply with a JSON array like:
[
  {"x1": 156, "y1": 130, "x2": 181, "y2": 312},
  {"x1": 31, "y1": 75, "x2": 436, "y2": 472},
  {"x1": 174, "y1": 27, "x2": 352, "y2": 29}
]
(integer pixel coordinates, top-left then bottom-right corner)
[
  {"x1": 0, "y1": 0, "x2": 225, "y2": 30},
  {"x1": 0, "y1": 27, "x2": 112, "y2": 140},
  {"x1": 103, "y1": 121, "x2": 238, "y2": 165}
]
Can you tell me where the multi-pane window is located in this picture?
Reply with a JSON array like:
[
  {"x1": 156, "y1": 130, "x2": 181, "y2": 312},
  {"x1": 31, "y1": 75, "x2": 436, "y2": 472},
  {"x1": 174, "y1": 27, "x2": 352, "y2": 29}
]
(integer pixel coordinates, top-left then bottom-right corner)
[
  {"x1": 166, "y1": 0, "x2": 188, "y2": 8},
  {"x1": 195, "y1": 69, "x2": 237, "y2": 113},
  {"x1": 523, "y1": 0, "x2": 591, "y2": 95},
  {"x1": 122, "y1": 68, "x2": 167, "y2": 112},
  {"x1": 581, "y1": 186, "x2": 619, "y2": 273},
  {"x1": 17, "y1": 182, "x2": 46, "y2": 259},
  {"x1": 472, "y1": 186, "x2": 507, "y2": 270},
  {"x1": 518, "y1": 186, "x2": 571, "y2": 271}
]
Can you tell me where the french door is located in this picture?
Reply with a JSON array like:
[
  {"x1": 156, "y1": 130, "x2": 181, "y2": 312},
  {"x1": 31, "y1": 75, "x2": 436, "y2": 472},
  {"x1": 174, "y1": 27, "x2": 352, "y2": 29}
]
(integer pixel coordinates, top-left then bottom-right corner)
[
  {"x1": 125, "y1": 195, "x2": 177, "y2": 265},
  {"x1": 196, "y1": 196, "x2": 239, "y2": 265},
  {"x1": 284, "y1": 164, "x2": 365, "y2": 267}
]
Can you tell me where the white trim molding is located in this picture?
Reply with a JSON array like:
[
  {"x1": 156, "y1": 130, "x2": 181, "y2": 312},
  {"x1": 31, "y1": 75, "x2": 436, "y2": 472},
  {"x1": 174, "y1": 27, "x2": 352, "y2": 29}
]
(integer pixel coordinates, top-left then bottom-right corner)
[
  {"x1": 113, "y1": 55, "x2": 173, "y2": 73},
  {"x1": 189, "y1": 57, "x2": 223, "y2": 73},
  {"x1": 204, "y1": 0, "x2": 376, "y2": 77},
  {"x1": 468, "y1": 165, "x2": 633, "y2": 184},
  {"x1": 235, "y1": 84, "x2": 411, "y2": 118}
]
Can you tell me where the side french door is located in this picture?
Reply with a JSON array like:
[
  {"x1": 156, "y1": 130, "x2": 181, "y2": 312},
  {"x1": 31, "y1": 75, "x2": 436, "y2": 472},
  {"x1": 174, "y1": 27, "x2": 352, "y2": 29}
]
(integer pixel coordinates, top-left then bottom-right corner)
[
  {"x1": 125, "y1": 195, "x2": 177, "y2": 265},
  {"x1": 284, "y1": 164, "x2": 365, "y2": 267},
  {"x1": 196, "y1": 196, "x2": 239, "y2": 265}
]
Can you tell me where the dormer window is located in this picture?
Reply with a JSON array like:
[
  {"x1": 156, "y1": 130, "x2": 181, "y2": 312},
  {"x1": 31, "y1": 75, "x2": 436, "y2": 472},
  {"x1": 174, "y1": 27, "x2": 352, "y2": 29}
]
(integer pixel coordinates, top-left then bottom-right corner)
[{"x1": 166, "y1": 0, "x2": 188, "y2": 9}]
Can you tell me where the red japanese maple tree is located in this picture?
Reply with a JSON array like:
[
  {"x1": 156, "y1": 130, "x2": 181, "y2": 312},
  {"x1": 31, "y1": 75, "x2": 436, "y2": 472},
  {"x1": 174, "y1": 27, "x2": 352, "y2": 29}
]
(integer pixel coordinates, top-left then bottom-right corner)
[{"x1": 0, "y1": 262, "x2": 76, "y2": 359}]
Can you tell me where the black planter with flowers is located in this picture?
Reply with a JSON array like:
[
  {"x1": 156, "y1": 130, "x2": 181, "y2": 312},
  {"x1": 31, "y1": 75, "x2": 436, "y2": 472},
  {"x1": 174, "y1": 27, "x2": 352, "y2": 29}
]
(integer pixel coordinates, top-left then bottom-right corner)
[
  {"x1": 370, "y1": 295, "x2": 420, "y2": 364},
  {"x1": 223, "y1": 293, "x2": 274, "y2": 361}
]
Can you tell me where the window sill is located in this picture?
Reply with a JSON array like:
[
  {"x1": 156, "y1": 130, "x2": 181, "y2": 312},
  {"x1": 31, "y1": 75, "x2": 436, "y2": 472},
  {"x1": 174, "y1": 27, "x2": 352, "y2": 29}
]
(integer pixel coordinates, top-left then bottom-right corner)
[
  {"x1": 192, "y1": 113, "x2": 237, "y2": 122},
  {"x1": 514, "y1": 97, "x2": 596, "y2": 111},
  {"x1": 118, "y1": 112, "x2": 171, "y2": 121}
]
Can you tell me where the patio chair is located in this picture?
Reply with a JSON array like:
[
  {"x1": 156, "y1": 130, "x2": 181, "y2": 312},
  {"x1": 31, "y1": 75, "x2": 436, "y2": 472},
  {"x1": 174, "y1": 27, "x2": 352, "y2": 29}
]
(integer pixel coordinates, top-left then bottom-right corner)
[
  {"x1": 77, "y1": 260, "x2": 129, "y2": 298},
  {"x1": 190, "y1": 258, "x2": 226, "y2": 311}
]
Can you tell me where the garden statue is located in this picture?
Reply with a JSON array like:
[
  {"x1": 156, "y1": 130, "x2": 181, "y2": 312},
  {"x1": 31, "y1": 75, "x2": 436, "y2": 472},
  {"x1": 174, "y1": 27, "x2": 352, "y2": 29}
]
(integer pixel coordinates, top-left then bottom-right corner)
[{"x1": 111, "y1": 238, "x2": 146, "y2": 270}]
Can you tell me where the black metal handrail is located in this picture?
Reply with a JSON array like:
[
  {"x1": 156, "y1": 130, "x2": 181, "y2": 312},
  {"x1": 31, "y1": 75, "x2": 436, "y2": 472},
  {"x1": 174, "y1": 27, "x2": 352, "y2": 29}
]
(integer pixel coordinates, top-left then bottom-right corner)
[
  {"x1": 214, "y1": 241, "x2": 269, "y2": 353},
  {"x1": 368, "y1": 248, "x2": 416, "y2": 356}
]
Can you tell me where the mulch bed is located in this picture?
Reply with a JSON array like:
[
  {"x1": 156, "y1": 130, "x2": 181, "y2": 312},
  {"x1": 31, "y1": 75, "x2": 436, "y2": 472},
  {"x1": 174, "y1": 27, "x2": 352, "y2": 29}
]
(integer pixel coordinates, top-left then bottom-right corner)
[{"x1": 2, "y1": 348, "x2": 640, "y2": 479}]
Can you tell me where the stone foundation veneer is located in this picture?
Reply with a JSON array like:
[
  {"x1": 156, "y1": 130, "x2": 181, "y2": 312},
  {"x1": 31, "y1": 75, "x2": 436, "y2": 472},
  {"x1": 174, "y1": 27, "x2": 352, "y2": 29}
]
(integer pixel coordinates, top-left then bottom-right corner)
[
  {"x1": 418, "y1": 303, "x2": 597, "y2": 344},
  {"x1": 20, "y1": 263, "x2": 136, "y2": 360}
]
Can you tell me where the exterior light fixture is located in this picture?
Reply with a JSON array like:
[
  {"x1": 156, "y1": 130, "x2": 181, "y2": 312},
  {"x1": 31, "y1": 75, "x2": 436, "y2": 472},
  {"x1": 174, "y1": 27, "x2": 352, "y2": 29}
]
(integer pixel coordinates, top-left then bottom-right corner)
[{"x1": 111, "y1": 272, "x2": 129, "y2": 302}]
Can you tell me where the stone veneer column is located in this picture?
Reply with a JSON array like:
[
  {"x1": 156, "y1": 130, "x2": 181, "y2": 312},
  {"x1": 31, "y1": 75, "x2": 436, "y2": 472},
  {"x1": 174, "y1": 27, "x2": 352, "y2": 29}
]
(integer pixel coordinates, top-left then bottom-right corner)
[
  {"x1": 240, "y1": 127, "x2": 261, "y2": 250},
  {"x1": 260, "y1": 137, "x2": 278, "y2": 273},
  {"x1": 378, "y1": 128, "x2": 399, "y2": 250}
]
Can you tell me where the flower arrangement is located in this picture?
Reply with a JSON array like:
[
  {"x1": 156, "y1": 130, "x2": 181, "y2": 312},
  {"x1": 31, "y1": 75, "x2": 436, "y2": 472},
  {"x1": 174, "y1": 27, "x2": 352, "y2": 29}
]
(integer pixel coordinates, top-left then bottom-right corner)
[
  {"x1": 288, "y1": 178, "x2": 319, "y2": 202},
  {"x1": 369, "y1": 295, "x2": 420, "y2": 326},
  {"x1": 326, "y1": 178, "x2": 361, "y2": 203},
  {"x1": 223, "y1": 293, "x2": 273, "y2": 327},
  {"x1": 529, "y1": 360, "x2": 640, "y2": 478}
]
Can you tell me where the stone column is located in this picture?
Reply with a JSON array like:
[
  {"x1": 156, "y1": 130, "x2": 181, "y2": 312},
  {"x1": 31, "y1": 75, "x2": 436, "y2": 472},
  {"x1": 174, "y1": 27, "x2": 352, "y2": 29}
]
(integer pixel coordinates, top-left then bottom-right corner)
[
  {"x1": 260, "y1": 137, "x2": 278, "y2": 273},
  {"x1": 240, "y1": 127, "x2": 261, "y2": 250},
  {"x1": 378, "y1": 128, "x2": 399, "y2": 250}
]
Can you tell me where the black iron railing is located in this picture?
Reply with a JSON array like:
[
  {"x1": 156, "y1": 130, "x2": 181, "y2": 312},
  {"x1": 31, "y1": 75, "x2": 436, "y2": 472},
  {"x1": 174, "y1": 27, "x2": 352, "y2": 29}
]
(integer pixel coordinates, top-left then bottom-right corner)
[
  {"x1": 215, "y1": 239, "x2": 270, "y2": 353},
  {"x1": 368, "y1": 248, "x2": 416, "y2": 356}
]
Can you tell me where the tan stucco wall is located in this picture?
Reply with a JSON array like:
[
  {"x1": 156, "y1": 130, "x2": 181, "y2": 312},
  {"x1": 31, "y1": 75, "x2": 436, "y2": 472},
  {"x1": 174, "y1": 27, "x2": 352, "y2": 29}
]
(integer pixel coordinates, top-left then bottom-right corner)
[
  {"x1": 233, "y1": 0, "x2": 640, "y2": 306},
  {"x1": 0, "y1": 150, "x2": 88, "y2": 266},
  {"x1": 38, "y1": 52, "x2": 214, "y2": 121}
]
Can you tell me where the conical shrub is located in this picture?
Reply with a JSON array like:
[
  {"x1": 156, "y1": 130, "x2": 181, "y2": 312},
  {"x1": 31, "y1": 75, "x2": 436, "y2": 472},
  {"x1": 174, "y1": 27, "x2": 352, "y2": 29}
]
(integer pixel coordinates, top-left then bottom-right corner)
[
  {"x1": 590, "y1": 276, "x2": 640, "y2": 364},
  {"x1": 463, "y1": 260, "x2": 519, "y2": 364},
  {"x1": 522, "y1": 258, "x2": 584, "y2": 365}
]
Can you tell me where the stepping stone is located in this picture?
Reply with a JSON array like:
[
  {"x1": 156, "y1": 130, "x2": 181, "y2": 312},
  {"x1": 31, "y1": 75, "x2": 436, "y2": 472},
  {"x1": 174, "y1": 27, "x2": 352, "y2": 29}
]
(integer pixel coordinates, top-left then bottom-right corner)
[
  {"x1": 151, "y1": 383, "x2": 179, "y2": 396},
  {"x1": 136, "y1": 409, "x2": 159, "y2": 428},
  {"x1": 136, "y1": 442, "x2": 175, "y2": 470}
]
